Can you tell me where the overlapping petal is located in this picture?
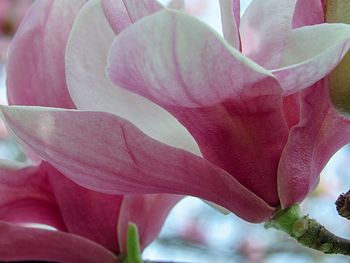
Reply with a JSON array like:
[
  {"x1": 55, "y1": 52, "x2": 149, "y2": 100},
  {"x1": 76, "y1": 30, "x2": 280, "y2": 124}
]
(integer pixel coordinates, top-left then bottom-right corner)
[
  {"x1": 101, "y1": 0, "x2": 131, "y2": 33},
  {"x1": 218, "y1": 0, "x2": 240, "y2": 49},
  {"x1": 273, "y1": 23, "x2": 350, "y2": 95},
  {"x1": 106, "y1": 8, "x2": 290, "y2": 205},
  {"x1": 0, "y1": 221, "x2": 117, "y2": 263},
  {"x1": 1, "y1": 106, "x2": 274, "y2": 223},
  {"x1": 107, "y1": 9, "x2": 280, "y2": 108},
  {"x1": 0, "y1": 160, "x2": 65, "y2": 230},
  {"x1": 47, "y1": 164, "x2": 123, "y2": 253},
  {"x1": 6, "y1": 0, "x2": 86, "y2": 107},
  {"x1": 278, "y1": 80, "x2": 350, "y2": 207},
  {"x1": 240, "y1": 0, "x2": 298, "y2": 69},
  {"x1": 66, "y1": 0, "x2": 200, "y2": 154},
  {"x1": 292, "y1": 0, "x2": 324, "y2": 28},
  {"x1": 117, "y1": 194, "x2": 181, "y2": 252}
]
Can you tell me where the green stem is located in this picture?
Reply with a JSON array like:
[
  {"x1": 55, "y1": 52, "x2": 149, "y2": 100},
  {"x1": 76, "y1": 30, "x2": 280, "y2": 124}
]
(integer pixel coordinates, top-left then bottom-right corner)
[
  {"x1": 265, "y1": 204, "x2": 350, "y2": 255},
  {"x1": 120, "y1": 223, "x2": 143, "y2": 263}
]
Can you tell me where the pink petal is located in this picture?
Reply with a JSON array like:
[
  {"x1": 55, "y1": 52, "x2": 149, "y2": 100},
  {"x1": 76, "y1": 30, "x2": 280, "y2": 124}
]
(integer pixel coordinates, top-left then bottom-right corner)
[
  {"x1": 107, "y1": 9, "x2": 279, "y2": 108},
  {"x1": 0, "y1": 160, "x2": 65, "y2": 230},
  {"x1": 120, "y1": 0, "x2": 162, "y2": 20},
  {"x1": 0, "y1": 221, "x2": 117, "y2": 262},
  {"x1": 278, "y1": 80, "x2": 350, "y2": 207},
  {"x1": 102, "y1": 0, "x2": 162, "y2": 33},
  {"x1": 117, "y1": 194, "x2": 181, "y2": 253},
  {"x1": 66, "y1": 0, "x2": 200, "y2": 154},
  {"x1": 106, "y1": 9, "x2": 289, "y2": 205},
  {"x1": 1, "y1": 106, "x2": 274, "y2": 223},
  {"x1": 6, "y1": 0, "x2": 86, "y2": 107},
  {"x1": 282, "y1": 93, "x2": 301, "y2": 129},
  {"x1": 240, "y1": 0, "x2": 298, "y2": 69},
  {"x1": 292, "y1": 0, "x2": 324, "y2": 28},
  {"x1": 273, "y1": 23, "x2": 350, "y2": 95},
  {"x1": 170, "y1": 102, "x2": 289, "y2": 206},
  {"x1": 218, "y1": 0, "x2": 240, "y2": 49},
  {"x1": 46, "y1": 163, "x2": 123, "y2": 254},
  {"x1": 101, "y1": 0, "x2": 131, "y2": 33}
]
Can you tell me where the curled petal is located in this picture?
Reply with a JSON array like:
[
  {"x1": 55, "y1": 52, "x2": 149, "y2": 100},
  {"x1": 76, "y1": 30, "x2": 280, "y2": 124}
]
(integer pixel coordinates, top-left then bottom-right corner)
[
  {"x1": 107, "y1": 9, "x2": 280, "y2": 108},
  {"x1": 66, "y1": 0, "x2": 200, "y2": 154},
  {"x1": 273, "y1": 23, "x2": 350, "y2": 95},
  {"x1": 1, "y1": 106, "x2": 274, "y2": 223},
  {"x1": 117, "y1": 194, "x2": 181, "y2": 253},
  {"x1": 0, "y1": 160, "x2": 65, "y2": 230},
  {"x1": 0, "y1": 221, "x2": 117, "y2": 263},
  {"x1": 7, "y1": 0, "x2": 86, "y2": 107},
  {"x1": 278, "y1": 80, "x2": 350, "y2": 207}
]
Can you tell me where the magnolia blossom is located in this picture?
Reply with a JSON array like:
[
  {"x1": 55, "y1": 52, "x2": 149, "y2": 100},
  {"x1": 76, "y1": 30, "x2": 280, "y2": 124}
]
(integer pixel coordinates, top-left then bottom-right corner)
[
  {"x1": 0, "y1": 159, "x2": 179, "y2": 262},
  {"x1": 3, "y1": 0, "x2": 350, "y2": 224}
]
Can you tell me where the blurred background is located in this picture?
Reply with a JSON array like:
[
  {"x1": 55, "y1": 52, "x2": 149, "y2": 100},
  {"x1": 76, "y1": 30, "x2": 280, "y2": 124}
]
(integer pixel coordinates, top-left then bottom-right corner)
[{"x1": 1, "y1": 0, "x2": 350, "y2": 262}]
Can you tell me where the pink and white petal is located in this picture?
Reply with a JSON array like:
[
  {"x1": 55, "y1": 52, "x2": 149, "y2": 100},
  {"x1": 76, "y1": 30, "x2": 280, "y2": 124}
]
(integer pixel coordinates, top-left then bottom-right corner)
[
  {"x1": 117, "y1": 194, "x2": 181, "y2": 253},
  {"x1": 278, "y1": 80, "x2": 350, "y2": 207},
  {"x1": 6, "y1": 0, "x2": 86, "y2": 108},
  {"x1": 101, "y1": 0, "x2": 131, "y2": 34},
  {"x1": 240, "y1": 0, "x2": 298, "y2": 69},
  {"x1": 0, "y1": 160, "x2": 65, "y2": 230},
  {"x1": 107, "y1": 9, "x2": 280, "y2": 108},
  {"x1": 0, "y1": 221, "x2": 117, "y2": 263},
  {"x1": 121, "y1": 0, "x2": 162, "y2": 22},
  {"x1": 292, "y1": 0, "x2": 324, "y2": 28},
  {"x1": 219, "y1": 0, "x2": 240, "y2": 49},
  {"x1": 66, "y1": 0, "x2": 200, "y2": 155},
  {"x1": 273, "y1": 23, "x2": 350, "y2": 95},
  {"x1": 47, "y1": 163, "x2": 123, "y2": 254},
  {"x1": 1, "y1": 106, "x2": 274, "y2": 223}
]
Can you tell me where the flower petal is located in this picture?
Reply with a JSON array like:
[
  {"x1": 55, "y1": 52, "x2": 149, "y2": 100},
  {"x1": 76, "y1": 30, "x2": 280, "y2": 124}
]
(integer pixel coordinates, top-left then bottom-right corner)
[
  {"x1": 106, "y1": 8, "x2": 288, "y2": 205},
  {"x1": 6, "y1": 0, "x2": 86, "y2": 107},
  {"x1": 47, "y1": 163, "x2": 123, "y2": 254},
  {"x1": 117, "y1": 194, "x2": 181, "y2": 253},
  {"x1": 292, "y1": 0, "x2": 324, "y2": 28},
  {"x1": 107, "y1": 9, "x2": 279, "y2": 108},
  {"x1": 278, "y1": 81, "x2": 350, "y2": 207},
  {"x1": 218, "y1": 0, "x2": 240, "y2": 49},
  {"x1": 240, "y1": 0, "x2": 298, "y2": 68},
  {"x1": 0, "y1": 160, "x2": 65, "y2": 230},
  {"x1": 0, "y1": 221, "x2": 117, "y2": 262},
  {"x1": 101, "y1": 0, "x2": 131, "y2": 34},
  {"x1": 121, "y1": 0, "x2": 162, "y2": 21},
  {"x1": 1, "y1": 106, "x2": 274, "y2": 223},
  {"x1": 66, "y1": 0, "x2": 200, "y2": 154},
  {"x1": 273, "y1": 23, "x2": 350, "y2": 95},
  {"x1": 101, "y1": 0, "x2": 162, "y2": 33}
]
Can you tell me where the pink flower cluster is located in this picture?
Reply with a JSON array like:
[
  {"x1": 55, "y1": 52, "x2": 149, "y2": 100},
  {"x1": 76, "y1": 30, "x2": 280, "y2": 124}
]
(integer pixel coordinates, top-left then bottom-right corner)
[{"x1": 0, "y1": 0, "x2": 350, "y2": 261}]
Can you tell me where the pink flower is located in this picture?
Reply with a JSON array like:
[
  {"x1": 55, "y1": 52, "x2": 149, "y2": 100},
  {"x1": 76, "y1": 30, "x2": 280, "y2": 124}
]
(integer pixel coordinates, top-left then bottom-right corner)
[
  {"x1": 0, "y1": 159, "x2": 179, "y2": 262},
  {"x1": 3, "y1": 0, "x2": 350, "y2": 223}
]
